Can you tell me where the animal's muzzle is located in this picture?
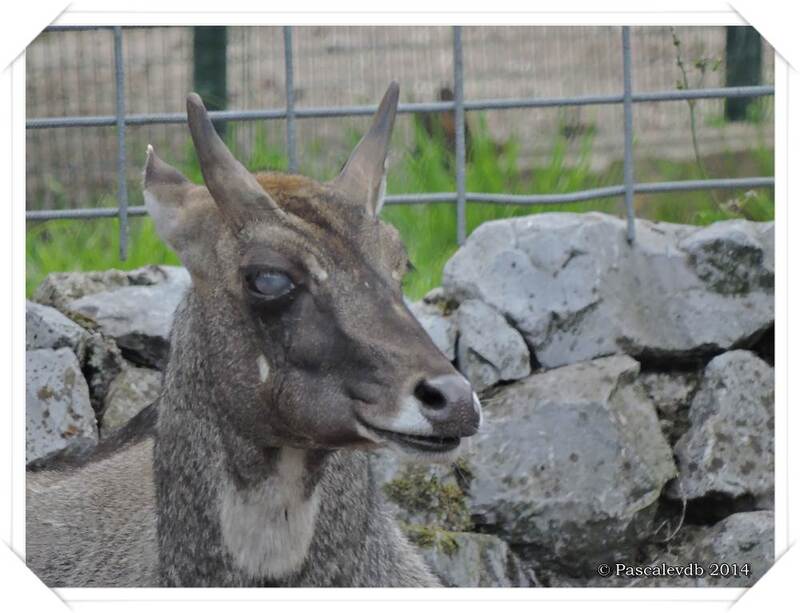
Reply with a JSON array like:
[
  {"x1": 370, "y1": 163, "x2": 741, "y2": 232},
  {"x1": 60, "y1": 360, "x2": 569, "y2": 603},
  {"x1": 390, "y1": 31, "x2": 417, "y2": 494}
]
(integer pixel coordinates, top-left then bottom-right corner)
[{"x1": 413, "y1": 374, "x2": 481, "y2": 438}]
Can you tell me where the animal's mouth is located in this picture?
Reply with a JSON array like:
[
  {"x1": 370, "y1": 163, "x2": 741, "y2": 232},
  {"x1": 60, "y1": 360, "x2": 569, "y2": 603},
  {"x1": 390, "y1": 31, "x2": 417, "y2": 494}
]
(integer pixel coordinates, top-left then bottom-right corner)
[{"x1": 355, "y1": 419, "x2": 461, "y2": 454}]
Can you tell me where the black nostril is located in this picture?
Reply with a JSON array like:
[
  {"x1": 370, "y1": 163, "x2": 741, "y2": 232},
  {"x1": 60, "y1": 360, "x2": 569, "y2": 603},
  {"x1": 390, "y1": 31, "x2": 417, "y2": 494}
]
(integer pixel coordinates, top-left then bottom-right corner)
[{"x1": 414, "y1": 379, "x2": 448, "y2": 410}]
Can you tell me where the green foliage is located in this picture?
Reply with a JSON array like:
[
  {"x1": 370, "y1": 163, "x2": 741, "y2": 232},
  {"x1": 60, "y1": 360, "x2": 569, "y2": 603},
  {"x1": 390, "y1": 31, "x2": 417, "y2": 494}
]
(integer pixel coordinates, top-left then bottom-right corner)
[
  {"x1": 180, "y1": 122, "x2": 289, "y2": 184},
  {"x1": 26, "y1": 113, "x2": 774, "y2": 299},
  {"x1": 383, "y1": 114, "x2": 619, "y2": 298},
  {"x1": 401, "y1": 523, "x2": 460, "y2": 556},
  {"x1": 382, "y1": 463, "x2": 473, "y2": 532},
  {"x1": 26, "y1": 216, "x2": 181, "y2": 297}
]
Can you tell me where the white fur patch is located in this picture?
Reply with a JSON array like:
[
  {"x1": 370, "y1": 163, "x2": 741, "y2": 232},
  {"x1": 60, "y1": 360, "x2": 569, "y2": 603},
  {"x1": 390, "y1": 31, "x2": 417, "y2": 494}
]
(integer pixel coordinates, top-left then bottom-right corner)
[
  {"x1": 355, "y1": 421, "x2": 381, "y2": 444},
  {"x1": 382, "y1": 396, "x2": 435, "y2": 436},
  {"x1": 219, "y1": 448, "x2": 319, "y2": 580},
  {"x1": 256, "y1": 354, "x2": 270, "y2": 383},
  {"x1": 143, "y1": 190, "x2": 179, "y2": 247},
  {"x1": 473, "y1": 391, "x2": 483, "y2": 428},
  {"x1": 304, "y1": 253, "x2": 328, "y2": 283},
  {"x1": 373, "y1": 173, "x2": 387, "y2": 216},
  {"x1": 369, "y1": 377, "x2": 479, "y2": 437}
]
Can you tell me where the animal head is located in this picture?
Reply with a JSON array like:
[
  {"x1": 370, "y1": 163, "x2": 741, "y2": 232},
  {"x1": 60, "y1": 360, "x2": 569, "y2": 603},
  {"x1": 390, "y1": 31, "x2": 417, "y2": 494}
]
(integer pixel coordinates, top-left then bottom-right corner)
[{"x1": 143, "y1": 83, "x2": 481, "y2": 460}]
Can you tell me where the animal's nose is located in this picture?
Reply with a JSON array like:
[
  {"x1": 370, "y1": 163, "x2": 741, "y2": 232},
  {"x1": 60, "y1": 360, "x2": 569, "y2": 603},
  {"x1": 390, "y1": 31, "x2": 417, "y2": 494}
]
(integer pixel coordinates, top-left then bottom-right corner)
[{"x1": 414, "y1": 374, "x2": 481, "y2": 436}]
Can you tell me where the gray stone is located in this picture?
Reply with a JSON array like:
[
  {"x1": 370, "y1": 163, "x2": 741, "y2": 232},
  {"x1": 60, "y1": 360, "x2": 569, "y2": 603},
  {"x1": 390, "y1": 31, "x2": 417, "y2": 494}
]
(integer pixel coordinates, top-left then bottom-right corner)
[
  {"x1": 670, "y1": 350, "x2": 774, "y2": 502},
  {"x1": 81, "y1": 333, "x2": 125, "y2": 414},
  {"x1": 125, "y1": 265, "x2": 182, "y2": 286},
  {"x1": 26, "y1": 300, "x2": 89, "y2": 352},
  {"x1": 466, "y1": 355, "x2": 677, "y2": 573},
  {"x1": 26, "y1": 299, "x2": 126, "y2": 415},
  {"x1": 373, "y1": 452, "x2": 536, "y2": 587},
  {"x1": 639, "y1": 371, "x2": 700, "y2": 444},
  {"x1": 102, "y1": 365, "x2": 162, "y2": 435},
  {"x1": 33, "y1": 268, "x2": 133, "y2": 312},
  {"x1": 640, "y1": 371, "x2": 700, "y2": 417},
  {"x1": 571, "y1": 511, "x2": 774, "y2": 587},
  {"x1": 442, "y1": 213, "x2": 773, "y2": 369},
  {"x1": 67, "y1": 266, "x2": 191, "y2": 369},
  {"x1": 456, "y1": 299, "x2": 531, "y2": 391},
  {"x1": 26, "y1": 348, "x2": 98, "y2": 465},
  {"x1": 372, "y1": 451, "x2": 473, "y2": 531},
  {"x1": 688, "y1": 510, "x2": 774, "y2": 587},
  {"x1": 422, "y1": 286, "x2": 448, "y2": 306},
  {"x1": 415, "y1": 531, "x2": 534, "y2": 587},
  {"x1": 679, "y1": 221, "x2": 774, "y2": 295},
  {"x1": 34, "y1": 265, "x2": 185, "y2": 311},
  {"x1": 408, "y1": 300, "x2": 457, "y2": 361}
]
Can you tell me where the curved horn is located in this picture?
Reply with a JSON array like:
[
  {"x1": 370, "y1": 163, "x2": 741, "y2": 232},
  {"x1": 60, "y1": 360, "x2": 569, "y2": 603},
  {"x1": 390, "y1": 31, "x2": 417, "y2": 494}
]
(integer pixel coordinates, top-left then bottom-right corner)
[
  {"x1": 185, "y1": 92, "x2": 281, "y2": 230},
  {"x1": 331, "y1": 82, "x2": 399, "y2": 216}
]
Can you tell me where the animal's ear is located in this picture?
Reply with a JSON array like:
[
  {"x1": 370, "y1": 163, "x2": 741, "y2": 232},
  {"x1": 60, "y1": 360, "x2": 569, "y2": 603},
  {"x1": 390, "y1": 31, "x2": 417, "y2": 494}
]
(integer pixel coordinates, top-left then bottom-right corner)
[
  {"x1": 330, "y1": 81, "x2": 399, "y2": 216},
  {"x1": 143, "y1": 145, "x2": 219, "y2": 278}
]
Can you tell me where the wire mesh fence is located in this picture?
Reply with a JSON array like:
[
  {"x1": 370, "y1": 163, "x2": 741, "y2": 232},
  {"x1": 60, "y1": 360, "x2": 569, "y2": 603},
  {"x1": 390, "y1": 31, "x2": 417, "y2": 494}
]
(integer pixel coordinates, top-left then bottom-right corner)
[{"x1": 26, "y1": 25, "x2": 775, "y2": 259}]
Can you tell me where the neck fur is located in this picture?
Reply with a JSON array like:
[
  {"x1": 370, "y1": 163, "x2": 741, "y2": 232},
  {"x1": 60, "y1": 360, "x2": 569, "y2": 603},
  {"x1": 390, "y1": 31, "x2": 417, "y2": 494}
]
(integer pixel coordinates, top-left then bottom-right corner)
[
  {"x1": 219, "y1": 446, "x2": 321, "y2": 580},
  {"x1": 155, "y1": 292, "x2": 331, "y2": 583}
]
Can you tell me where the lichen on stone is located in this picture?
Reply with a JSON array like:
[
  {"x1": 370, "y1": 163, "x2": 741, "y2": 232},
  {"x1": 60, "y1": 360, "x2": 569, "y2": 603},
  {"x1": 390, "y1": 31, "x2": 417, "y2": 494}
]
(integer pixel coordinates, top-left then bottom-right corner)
[
  {"x1": 382, "y1": 463, "x2": 473, "y2": 532},
  {"x1": 452, "y1": 456, "x2": 475, "y2": 489},
  {"x1": 62, "y1": 308, "x2": 100, "y2": 332},
  {"x1": 402, "y1": 523, "x2": 460, "y2": 556}
]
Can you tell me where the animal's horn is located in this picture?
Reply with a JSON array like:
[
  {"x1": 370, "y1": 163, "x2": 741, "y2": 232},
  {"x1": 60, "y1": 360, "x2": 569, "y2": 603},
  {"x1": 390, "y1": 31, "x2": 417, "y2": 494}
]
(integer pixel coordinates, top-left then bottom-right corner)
[
  {"x1": 185, "y1": 92, "x2": 282, "y2": 230},
  {"x1": 331, "y1": 81, "x2": 399, "y2": 216}
]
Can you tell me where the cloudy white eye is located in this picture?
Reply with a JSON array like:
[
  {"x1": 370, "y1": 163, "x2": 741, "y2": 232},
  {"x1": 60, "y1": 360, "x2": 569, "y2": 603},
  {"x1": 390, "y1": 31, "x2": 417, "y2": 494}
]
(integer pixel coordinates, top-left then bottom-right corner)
[{"x1": 245, "y1": 270, "x2": 295, "y2": 300}]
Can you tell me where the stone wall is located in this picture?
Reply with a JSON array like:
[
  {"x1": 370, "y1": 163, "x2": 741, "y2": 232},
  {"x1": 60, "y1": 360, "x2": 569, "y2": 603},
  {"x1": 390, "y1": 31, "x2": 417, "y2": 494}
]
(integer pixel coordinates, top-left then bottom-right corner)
[{"x1": 25, "y1": 212, "x2": 774, "y2": 587}]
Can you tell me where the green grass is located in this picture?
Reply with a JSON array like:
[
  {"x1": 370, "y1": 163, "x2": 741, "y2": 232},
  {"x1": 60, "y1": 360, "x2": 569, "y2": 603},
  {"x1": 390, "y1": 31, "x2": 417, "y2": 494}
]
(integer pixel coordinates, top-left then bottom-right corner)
[
  {"x1": 26, "y1": 217, "x2": 182, "y2": 296},
  {"x1": 26, "y1": 114, "x2": 774, "y2": 299},
  {"x1": 381, "y1": 117, "x2": 623, "y2": 297}
]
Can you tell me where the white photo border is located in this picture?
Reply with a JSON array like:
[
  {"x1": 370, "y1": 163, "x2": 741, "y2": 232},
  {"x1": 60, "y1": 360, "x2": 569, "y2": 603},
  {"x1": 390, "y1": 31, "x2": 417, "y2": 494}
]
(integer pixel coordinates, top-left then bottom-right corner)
[{"x1": 3, "y1": 2, "x2": 796, "y2": 611}]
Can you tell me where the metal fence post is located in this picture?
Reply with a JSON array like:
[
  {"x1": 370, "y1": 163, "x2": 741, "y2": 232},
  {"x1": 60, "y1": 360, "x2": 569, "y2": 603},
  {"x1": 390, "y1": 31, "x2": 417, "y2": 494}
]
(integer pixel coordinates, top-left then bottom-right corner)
[
  {"x1": 27, "y1": 27, "x2": 775, "y2": 230},
  {"x1": 113, "y1": 26, "x2": 129, "y2": 260},
  {"x1": 622, "y1": 26, "x2": 635, "y2": 244},
  {"x1": 283, "y1": 26, "x2": 298, "y2": 173},
  {"x1": 453, "y1": 26, "x2": 467, "y2": 245}
]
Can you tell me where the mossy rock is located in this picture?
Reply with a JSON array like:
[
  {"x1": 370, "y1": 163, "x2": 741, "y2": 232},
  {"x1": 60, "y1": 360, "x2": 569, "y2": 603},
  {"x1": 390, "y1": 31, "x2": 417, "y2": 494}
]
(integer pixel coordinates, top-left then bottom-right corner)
[
  {"x1": 402, "y1": 524, "x2": 461, "y2": 556},
  {"x1": 403, "y1": 527, "x2": 535, "y2": 587},
  {"x1": 381, "y1": 461, "x2": 474, "y2": 532}
]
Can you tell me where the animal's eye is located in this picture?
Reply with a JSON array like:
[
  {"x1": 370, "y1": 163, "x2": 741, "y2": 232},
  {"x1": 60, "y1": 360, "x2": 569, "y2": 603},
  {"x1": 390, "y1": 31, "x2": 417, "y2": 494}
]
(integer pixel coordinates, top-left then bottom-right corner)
[{"x1": 245, "y1": 270, "x2": 295, "y2": 300}]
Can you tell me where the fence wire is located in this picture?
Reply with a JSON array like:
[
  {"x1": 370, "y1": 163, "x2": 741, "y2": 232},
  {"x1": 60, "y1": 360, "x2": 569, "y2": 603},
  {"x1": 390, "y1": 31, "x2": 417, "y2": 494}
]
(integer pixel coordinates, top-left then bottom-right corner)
[{"x1": 26, "y1": 25, "x2": 775, "y2": 258}]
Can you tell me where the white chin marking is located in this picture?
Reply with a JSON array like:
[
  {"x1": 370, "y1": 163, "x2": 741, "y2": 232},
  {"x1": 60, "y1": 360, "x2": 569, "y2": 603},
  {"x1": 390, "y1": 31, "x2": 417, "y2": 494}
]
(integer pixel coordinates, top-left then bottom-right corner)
[
  {"x1": 219, "y1": 448, "x2": 318, "y2": 580},
  {"x1": 257, "y1": 354, "x2": 270, "y2": 383},
  {"x1": 383, "y1": 396, "x2": 434, "y2": 436},
  {"x1": 355, "y1": 422, "x2": 381, "y2": 444}
]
